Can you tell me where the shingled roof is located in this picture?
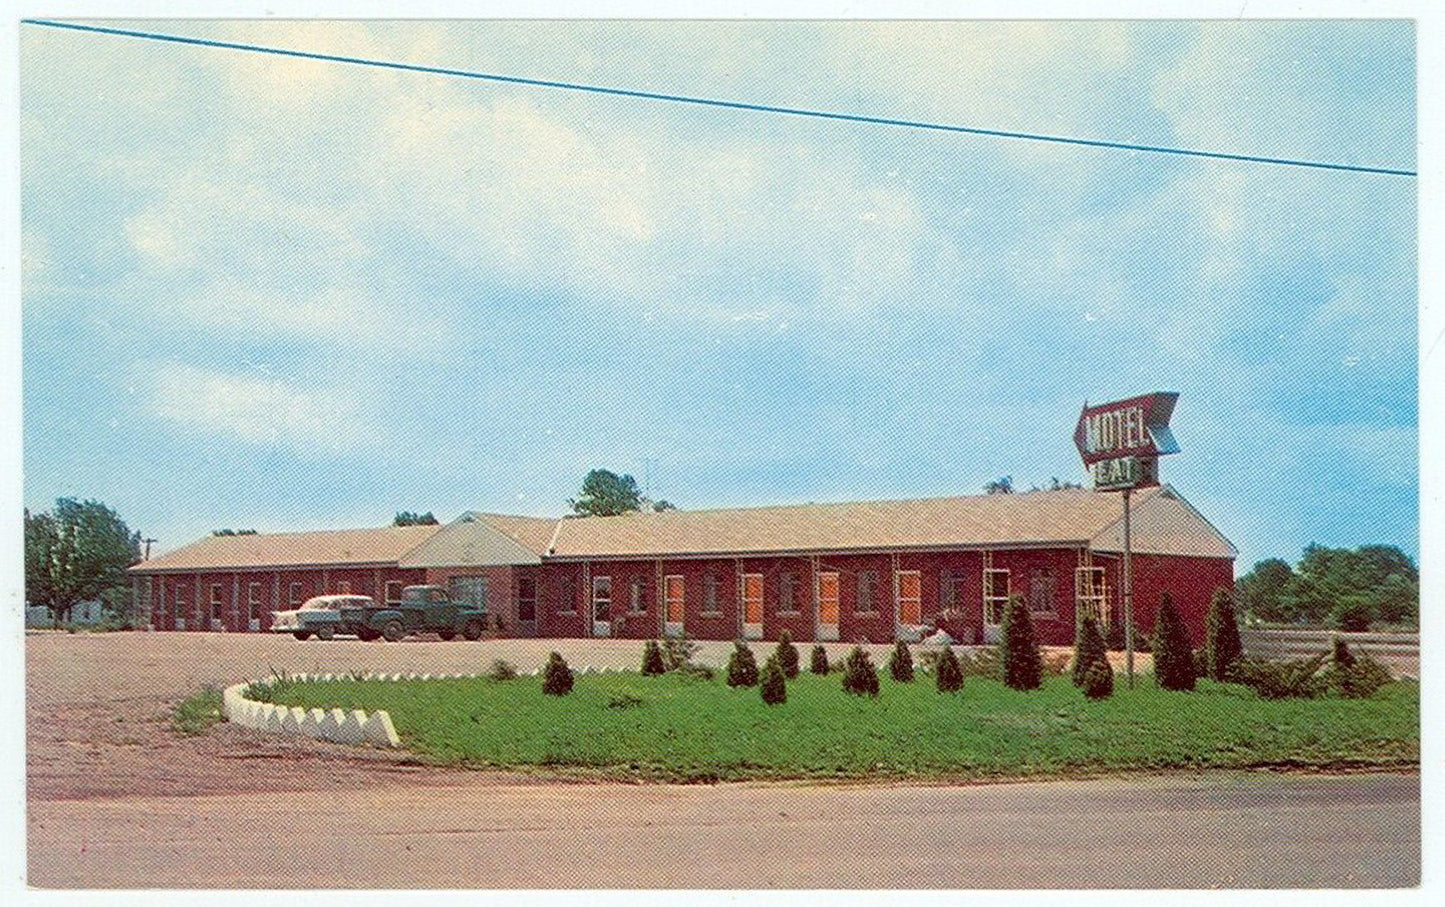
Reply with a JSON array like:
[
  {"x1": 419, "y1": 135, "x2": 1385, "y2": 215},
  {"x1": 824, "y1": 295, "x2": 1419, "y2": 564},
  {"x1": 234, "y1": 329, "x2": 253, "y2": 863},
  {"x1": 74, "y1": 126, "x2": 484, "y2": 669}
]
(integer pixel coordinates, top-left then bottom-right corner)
[
  {"x1": 130, "y1": 486, "x2": 1235, "y2": 573},
  {"x1": 130, "y1": 525, "x2": 442, "y2": 573},
  {"x1": 544, "y1": 485, "x2": 1234, "y2": 559}
]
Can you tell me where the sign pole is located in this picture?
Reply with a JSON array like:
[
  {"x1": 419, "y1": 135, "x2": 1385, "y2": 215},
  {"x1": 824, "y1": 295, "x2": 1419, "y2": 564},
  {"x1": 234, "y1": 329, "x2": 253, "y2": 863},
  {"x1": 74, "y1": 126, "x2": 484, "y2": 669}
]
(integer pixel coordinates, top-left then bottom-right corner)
[{"x1": 1123, "y1": 487, "x2": 1134, "y2": 689}]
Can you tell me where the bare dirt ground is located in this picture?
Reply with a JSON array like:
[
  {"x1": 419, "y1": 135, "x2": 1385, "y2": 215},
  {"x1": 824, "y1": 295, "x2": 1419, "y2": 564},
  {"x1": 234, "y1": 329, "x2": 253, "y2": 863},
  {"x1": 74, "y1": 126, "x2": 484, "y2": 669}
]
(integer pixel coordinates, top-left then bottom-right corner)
[{"x1": 26, "y1": 632, "x2": 1420, "y2": 888}]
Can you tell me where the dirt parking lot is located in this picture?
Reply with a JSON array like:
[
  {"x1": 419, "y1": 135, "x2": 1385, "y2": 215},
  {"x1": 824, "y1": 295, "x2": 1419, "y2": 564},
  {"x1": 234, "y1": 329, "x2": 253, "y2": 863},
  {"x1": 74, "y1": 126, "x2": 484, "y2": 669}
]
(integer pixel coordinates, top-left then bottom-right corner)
[{"x1": 26, "y1": 631, "x2": 1420, "y2": 888}]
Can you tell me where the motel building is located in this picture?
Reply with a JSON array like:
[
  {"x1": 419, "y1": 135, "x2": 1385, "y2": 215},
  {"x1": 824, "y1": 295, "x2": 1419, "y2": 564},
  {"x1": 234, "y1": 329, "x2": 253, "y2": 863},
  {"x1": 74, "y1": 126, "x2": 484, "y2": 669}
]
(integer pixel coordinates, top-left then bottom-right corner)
[{"x1": 128, "y1": 485, "x2": 1235, "y2": 647}]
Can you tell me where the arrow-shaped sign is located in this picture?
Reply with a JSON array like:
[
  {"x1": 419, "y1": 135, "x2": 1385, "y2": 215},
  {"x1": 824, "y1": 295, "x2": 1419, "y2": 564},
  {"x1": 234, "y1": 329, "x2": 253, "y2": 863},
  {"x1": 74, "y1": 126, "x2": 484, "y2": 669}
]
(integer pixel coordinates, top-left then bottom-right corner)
[{"x1": 1074, "y1": 391, "x2": 1180, "y2": 467}]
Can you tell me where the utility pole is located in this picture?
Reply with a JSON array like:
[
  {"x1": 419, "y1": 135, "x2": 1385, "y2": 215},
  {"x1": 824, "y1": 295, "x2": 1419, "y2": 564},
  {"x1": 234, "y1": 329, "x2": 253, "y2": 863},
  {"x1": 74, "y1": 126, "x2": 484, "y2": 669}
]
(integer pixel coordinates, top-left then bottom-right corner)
[
  {"x1": 142, "y1": 537, "x2": 157, "y2": 561},
  {"x1": 1122, "y1": 489, "x2": 1133, "y2": 688}
]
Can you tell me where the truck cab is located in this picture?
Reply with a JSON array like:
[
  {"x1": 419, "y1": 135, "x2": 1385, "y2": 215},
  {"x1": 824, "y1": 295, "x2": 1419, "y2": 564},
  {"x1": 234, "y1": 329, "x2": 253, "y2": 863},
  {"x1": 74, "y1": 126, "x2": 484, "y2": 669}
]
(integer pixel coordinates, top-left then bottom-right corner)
[{"x1": 339, "y1": 584, "x2": 488, "y2": 641}]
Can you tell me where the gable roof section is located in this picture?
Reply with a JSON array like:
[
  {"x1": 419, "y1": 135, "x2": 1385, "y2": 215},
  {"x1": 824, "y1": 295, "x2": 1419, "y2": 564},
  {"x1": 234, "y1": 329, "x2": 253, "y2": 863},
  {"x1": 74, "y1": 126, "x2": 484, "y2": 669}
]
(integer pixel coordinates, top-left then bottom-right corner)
[
  {"x1": 1088, "y1": 485, "x2": 1237, "y2": 558},
  {"x1": 545, "y1": 487, "x2": 1164, "y2": 559},
  {"x1": 398, "y1": 512, "x2": 552, "y2": 568},
  {"x1": 130, "y1": 525, "x2": 443, "y2": 573}
]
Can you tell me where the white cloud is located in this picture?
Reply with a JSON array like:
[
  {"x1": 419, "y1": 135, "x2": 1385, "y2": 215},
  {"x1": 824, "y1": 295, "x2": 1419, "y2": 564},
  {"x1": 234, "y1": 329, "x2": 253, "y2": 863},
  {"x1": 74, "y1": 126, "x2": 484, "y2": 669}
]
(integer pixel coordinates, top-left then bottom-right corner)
[{"x1": 147, "y1": 363, "x2": 378, "y2": 454}]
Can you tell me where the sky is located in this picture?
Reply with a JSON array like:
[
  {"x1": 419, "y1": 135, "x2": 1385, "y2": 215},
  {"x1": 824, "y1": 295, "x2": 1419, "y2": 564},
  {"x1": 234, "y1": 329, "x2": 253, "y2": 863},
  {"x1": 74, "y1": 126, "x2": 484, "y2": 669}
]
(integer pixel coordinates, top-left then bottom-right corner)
[{"x1": 18, "y1": 18, "x2": 1417, "y2": 571}]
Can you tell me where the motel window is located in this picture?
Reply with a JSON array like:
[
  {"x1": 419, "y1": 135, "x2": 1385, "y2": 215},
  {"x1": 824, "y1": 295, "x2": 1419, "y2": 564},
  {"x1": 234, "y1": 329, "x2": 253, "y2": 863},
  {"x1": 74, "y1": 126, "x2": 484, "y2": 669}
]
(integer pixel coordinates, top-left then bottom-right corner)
[
  {"x1": 174, "y1": 587, "x2": 186, "y2": 622},
  {"x1": 451, "y1": 576, "x2": 490, "y2": 612},
  {"x1": 703, "y1": 574, "x2": 719, "y2": 612},
  {"x1": 516, "y1": 577, "x2": 537, "y2": 622},
  {"x1": 1028, "y1": 568, "x2": 1058, "y2": 616},
  {"x1": 983, "y1": 569, "x2": 1010, "y2": 626},
  {"x1": 592, "y1": 576, "x2": 612, "y2": 622},
  {"x1": 209, "y1": 584, "x2": 224, "y2": 624},
  {"x1": 385, "y1": 581, "x2": 403, "y2": 605},
  {"x1": 248, "y1": 583, "x2": 261, "y2": 621},
  {"x1": 779, "y1": 572, "x2": 798, "y2": 612},
  {"x1": 629, "y1": 576, "x2": 646, "y2": 612},
  {"x1": 1075, "y1": 567, "x2": 1109, "y2": 626},
  {"x1": 336, "y1": 580, "x2": 351, "y2": 595},
  {"x1": 288, "y1": 582, "x2": 303, "y2": 607},
  {"x1": 856, "y1": 571, "x2": 878, "y2": 614}
]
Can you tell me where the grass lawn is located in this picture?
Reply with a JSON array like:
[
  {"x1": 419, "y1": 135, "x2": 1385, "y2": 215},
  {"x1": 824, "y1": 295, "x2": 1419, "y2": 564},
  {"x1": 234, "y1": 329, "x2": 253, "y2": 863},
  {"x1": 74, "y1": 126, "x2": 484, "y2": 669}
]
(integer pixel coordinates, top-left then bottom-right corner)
[{"x1": 259, "y1": 671, "x2": 1419, "y2": 782}]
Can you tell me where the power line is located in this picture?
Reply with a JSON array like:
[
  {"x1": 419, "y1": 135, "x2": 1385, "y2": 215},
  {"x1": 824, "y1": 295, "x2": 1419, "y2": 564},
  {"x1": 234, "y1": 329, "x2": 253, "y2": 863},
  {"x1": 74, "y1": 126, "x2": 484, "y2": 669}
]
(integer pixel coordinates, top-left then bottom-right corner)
[{"x1": 23, "y1": 18, "x2": 1416, "y2": 179}]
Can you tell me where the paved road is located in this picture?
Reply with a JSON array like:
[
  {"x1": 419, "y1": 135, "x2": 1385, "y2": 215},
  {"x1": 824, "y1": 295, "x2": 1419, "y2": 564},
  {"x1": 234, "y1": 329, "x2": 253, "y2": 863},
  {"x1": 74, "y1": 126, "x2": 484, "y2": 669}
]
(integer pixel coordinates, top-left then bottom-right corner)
[
  {"x1": 29, "y1": 772, "x2": 1418, "y2": 888},
  {"x1": 26, "y1": 633, "x2": 1419, "y2": 888}
]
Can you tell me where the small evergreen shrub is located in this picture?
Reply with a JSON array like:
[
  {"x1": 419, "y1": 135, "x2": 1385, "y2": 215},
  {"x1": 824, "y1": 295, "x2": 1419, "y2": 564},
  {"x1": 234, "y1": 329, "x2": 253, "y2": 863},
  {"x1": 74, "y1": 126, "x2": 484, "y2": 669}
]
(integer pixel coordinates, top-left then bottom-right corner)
[
  {"x1": 1071, "y1": 617, "x2": 1109, "y2": 688},
  {"x1": 935, "y1": 646, "x2": 963, "y2": 693},
  {"x1": 760, "y1": 655, "x2": 788, "y2": 705},
  {"x1": 487, "y1": 659, "x2": 519, "y2": 681},
  {"x1": 1233, "y1": 653, "x2": 1328, "y2": 699},
  {"x1": 605, "y1": 693, "x2": 644, "y2": 710},
  {"x1": 810, "y1": 644, "x2": 830, "y2": 675},
  {"x1": 1204, "y1": 586, "x2": 1244, "y2": 681},
  {"x1": 660, "y1": 634, "x2": 702, "y2": 671},
  {"x1": 841, "y1": 645, "x2": 880, "y2": 697},
  {"x1": 1082, "y1": 659, "x2": 1115, "y2": 700},
  {"x1": 1151, "y1": 592, "x2": 1196, "y2": 691},
  {"x1": 774, "y1": 631, "x2": 800, "y2": 679},
  {"x1": 726, "y1": 640, "x2": 760, "y2": 687},
  {"x1": 888, "y1": 640, "x2": 915, "y2": 683},
  {"x1": 999, "y1": 594, "x2": 1043, "y2": 691},
  {"x1": 542, "y1": 651, "x2": 574, "y2": 696},
  {"x1": 641, "y1": 639, "x2": 666, "y2": 676},
  {"x1": 1325, "y1": 638, "x2": 1392, "y2": 699},
  {"x1": 1191, "y1": 648, "x2": 1209, "y2": 679}
]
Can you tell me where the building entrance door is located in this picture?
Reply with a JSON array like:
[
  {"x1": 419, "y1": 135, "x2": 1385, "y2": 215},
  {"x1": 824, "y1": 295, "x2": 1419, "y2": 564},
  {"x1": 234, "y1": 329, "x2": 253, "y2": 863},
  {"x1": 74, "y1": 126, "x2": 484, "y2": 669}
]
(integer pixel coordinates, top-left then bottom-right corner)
[{"x1": 817, "y1": 572, "x2": 840, "y2": 641}]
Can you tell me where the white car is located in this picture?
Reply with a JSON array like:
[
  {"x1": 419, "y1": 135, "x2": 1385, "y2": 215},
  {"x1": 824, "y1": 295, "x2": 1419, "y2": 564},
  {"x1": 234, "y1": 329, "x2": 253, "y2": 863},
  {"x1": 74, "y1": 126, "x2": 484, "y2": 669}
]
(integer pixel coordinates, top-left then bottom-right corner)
[{"x1": 271, "y1": 594, "x2": 376, "y2": 640}]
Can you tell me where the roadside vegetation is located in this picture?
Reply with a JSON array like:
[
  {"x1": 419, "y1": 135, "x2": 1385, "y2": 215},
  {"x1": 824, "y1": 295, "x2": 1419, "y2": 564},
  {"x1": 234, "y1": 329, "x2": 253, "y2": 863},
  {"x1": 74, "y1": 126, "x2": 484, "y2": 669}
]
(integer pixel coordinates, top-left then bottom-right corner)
[
  {"x1": 171, "y1": 686, "x2": 224, "y2": 736},
  {"x1": 255, "y1": 664, "x2": 1418, "y2": 783}
]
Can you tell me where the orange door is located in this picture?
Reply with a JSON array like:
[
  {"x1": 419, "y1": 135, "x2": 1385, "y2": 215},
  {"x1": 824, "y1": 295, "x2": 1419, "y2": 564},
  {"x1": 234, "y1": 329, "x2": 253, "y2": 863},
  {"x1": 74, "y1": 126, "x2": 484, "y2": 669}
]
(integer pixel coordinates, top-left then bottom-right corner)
[
  {"x1": 742, "y1": 574, "x2": 763, "y2": 624},
  {"x1": 665, "y1": 575, "x2": 685, "y2": 623},
  {"x1": 898, "y1": 571, "x2": 922, "y2": 625},
  {"x1": 818, "y1": 572, "x2": 840, "y2": 627}
]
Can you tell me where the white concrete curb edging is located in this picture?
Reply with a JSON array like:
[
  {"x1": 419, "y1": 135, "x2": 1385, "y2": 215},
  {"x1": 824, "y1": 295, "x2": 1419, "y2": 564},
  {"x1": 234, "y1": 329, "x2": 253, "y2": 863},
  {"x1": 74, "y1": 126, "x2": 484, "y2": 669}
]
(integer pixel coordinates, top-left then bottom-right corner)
[{"x1": 222, "y1": 675, "x2": 413, "y2": 748}]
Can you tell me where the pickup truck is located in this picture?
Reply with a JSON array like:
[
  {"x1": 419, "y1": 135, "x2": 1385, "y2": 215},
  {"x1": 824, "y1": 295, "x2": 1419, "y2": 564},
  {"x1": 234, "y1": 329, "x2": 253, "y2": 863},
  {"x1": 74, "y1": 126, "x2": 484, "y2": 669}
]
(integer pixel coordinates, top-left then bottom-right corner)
[
  {"x1": 337, "y1": 584, "x2": 489, "y2": 642},
  {"x1": 270, "y1": 594, "x2": 376, "y2": 640}
]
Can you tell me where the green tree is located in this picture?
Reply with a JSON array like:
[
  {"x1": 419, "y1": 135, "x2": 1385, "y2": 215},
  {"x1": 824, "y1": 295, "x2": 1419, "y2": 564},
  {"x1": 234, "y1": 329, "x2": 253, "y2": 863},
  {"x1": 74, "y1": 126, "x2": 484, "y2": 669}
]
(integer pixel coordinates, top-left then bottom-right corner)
[
  {"x1": 983, "y1": 476, "x2": 1014, "y2": 495},
  {"x1": 641, "y1": 639, "x2": 666, "y2": 676},
  {"x1": 569, "y1": 469, "x2": 644, "y2": 517},
  {"x1": 888, "y1": 640, "x2": 914, "y2": 683},
  {"x1": 841, "y1": 645, "x2": 880, "y2": 697},
  {"x1": 759, "y1": 655, "x2": 787, "y2": 705},
  {"x1": 773, "y1": 631, "x2": 800, "y2": 679},
  {"x1": 542, "y1": 651, "x2": 574, "y2": 696},
  {"x1": 998, "y1": 594, "x2": 1042, "y2": 691},
  {"x1": 1236, "y1": 557, "x2": 1295, "y2": 623},
  {"x1": 1082, "y1": 659, "x2": 1115, "y2": 700},
  {"x1": 1204, "y1": 587, "x2": 1244, "y2": 681},
  {"x1": 1071, "y1": 616, "x2": 1109, "y2": 688},
  {"x1": 1151, "y1": 592, "x2": 1196, "y2": 691},
  {"x1": 25, "y1": 499, "x2": 141, "y2": 625},
  {"x1": 810, "y1": 644, "x2": 830, "y2": 675},
  {"x1": 726, "y1": 640, "x2": 759, "y2": 688},
  {"x1": 211, "y1": 528, "x2": 258, "y2": 536},
  {"x1": 392, "y1": 511, "x2": 439, "y2": 526},
  {"x1": 935, "y1": 646, "x2": 964, "y2": 693}
]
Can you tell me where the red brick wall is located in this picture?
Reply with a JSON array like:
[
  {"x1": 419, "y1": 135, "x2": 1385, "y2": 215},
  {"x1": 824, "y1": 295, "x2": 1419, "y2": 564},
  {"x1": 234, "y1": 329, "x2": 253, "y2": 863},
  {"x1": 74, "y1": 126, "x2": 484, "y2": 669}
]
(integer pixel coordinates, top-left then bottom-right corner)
[
  {"x1": 1094, "y1": 553, "x2": 1234, "y2": 647},
  {"x1": 142, "y1": 565, "x2": 425, "y2": 631}
]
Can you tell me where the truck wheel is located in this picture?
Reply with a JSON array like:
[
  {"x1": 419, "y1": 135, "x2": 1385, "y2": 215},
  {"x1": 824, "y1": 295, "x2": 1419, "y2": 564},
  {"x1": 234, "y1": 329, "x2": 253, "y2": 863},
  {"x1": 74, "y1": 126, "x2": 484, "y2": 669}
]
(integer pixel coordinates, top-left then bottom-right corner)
[
  {"x1": 382, "y1": 619, "x2": 404, "y2": 642},
  {"x1": 292, "y1": 631, "x2": 312, "y2": 641},
  {"x1": 436, "y1": 630, "x2": 456, "y2": 641},
  {"x1": 315, "y1": 625, "x2": 335, "y2": 641},
  {"x1": 357, "y1": 628, "x2": 380, "y2": 642},
  {"x1": 462, "y1": 619, "x2": 484, "y2": 641}
]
